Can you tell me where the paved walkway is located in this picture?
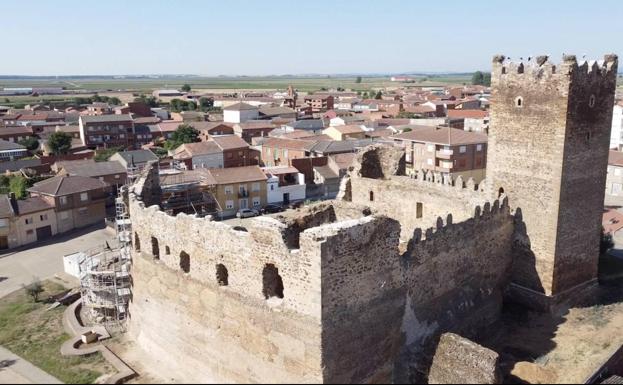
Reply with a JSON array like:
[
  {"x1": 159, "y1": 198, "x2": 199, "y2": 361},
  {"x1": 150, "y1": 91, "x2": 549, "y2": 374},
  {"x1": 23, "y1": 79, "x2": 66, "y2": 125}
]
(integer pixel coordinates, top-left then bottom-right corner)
[
  {"x1": 0, "y1": 225, "x2": 114, "y2": 298},
  {"x1": 0, "y1": 346, "x2": 62, "y2": 384}
]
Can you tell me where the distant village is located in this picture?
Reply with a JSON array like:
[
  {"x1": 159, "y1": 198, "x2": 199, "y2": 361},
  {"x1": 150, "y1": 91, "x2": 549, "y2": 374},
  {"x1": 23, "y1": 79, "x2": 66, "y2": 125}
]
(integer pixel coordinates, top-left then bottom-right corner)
[{"x1": 0, "y1": 79, "x2": 621, "y2": 251}]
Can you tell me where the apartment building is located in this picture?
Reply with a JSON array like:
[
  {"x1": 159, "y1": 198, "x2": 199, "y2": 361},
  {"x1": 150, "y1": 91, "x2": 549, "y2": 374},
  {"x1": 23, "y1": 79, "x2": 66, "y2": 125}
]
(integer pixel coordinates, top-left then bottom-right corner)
[
  {"x1": 303, "y1": 95, "x2": 334, "y2": 112},
  {"x1": 79, "y1": 114, "x2": 135, "y2": 149},
  {"x1": 27, "y1": 175, "x2": 110, "y2": 233},
  {"x1": 391, "y1": 126, "x2": 488, "y2": 183},
  {"x1": 206, "y1": 166, "x2": 268, "y2": 218}
]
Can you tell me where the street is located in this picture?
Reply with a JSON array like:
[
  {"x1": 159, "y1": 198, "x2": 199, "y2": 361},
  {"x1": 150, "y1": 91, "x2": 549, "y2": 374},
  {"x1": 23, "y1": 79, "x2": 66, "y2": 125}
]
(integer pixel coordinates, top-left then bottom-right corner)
[{"x1": 0, "y1": 225, "x2": 115, "y2": 298}]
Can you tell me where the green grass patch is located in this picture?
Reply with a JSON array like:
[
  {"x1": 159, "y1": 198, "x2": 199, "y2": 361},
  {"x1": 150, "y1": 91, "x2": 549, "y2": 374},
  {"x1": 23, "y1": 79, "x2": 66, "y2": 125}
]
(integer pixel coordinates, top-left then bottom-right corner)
[{"x1": 0, "y1": 281, "x2": 112, "y2": 384}]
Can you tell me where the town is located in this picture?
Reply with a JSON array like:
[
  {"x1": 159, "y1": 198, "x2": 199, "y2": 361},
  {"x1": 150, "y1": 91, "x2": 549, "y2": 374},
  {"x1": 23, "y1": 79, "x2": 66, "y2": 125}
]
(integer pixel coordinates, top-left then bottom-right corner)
[{"x1": 1, "y1": 2, "x2": 623, "y2": 385}]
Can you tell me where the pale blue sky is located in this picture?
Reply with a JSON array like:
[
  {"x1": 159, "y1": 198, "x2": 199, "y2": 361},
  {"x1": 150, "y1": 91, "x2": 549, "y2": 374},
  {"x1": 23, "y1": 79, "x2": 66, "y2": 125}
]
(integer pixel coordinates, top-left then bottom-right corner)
[{"x1": 2, "y1": 0, "x2": 622, "y2": 76}]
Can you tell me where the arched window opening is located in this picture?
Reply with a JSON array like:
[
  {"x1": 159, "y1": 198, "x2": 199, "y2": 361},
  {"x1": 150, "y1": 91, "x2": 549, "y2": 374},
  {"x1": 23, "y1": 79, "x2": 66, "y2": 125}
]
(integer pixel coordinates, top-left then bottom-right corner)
[
  {"x1": 498, "y1": 187, "x2": 505, "y2": 198},
  {"x1": 262, "y1": 264, "x2": 284, "y2": 300},
  {"x1": 180, "y1": 251, "x2": 190, "y2": 274},
  {"x1": 216, "y1": 264, "x2": 229, "y2": 287},
  {"x1": 515, "y1": 97, "x2": 523, "y2": 108},
  {"x1": 134, "y1": 233, "x2": 141, "y2": 252},
  {"x1": 165, "y1": 246, "x2": 171, "y2": 255},
  {"x1": 151, "y1": 237, "x2": 160, "y2": 260}
]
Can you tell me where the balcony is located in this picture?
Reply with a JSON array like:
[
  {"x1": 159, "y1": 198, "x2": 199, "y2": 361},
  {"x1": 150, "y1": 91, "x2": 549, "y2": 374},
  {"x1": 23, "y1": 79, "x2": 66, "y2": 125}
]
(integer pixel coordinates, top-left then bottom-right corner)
[
  {"x1": 436, "y1": 149, "x2": 454, "y2": 159},
  {"x1": 436, "y1": 161, "x2": 454, "y2": 172},
  {"x1": 238, "y1": 190, "x2": 249, "y2": 198}
]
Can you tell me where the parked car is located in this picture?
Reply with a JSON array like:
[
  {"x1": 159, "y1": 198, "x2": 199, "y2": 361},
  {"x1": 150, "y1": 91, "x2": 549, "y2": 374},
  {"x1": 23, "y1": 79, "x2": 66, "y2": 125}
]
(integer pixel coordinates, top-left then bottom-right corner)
[
  {"x1": 236, "y1": 208, "x2": 260, "y2": 219},
  {"x1": 261, "y1": 204, "x2": 284, "y2": 214}
]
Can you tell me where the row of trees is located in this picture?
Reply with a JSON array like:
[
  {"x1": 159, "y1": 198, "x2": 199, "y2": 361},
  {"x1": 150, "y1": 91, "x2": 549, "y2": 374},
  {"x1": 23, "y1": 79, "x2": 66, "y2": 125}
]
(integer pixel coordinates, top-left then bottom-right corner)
[
  {"x1": 472, "y1": 71, "x2": 492, "y2": 86},
  {"x1": 73, "y1": 94, "x2": 121, "y2": 106},
  {"x1": 169, "y1": 97, "x2": 215, "y2": 113}
]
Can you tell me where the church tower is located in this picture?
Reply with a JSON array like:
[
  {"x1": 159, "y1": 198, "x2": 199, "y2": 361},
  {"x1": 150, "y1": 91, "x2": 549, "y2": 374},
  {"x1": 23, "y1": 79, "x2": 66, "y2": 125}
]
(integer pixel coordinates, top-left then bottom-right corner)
[{"x1": 486, "y1": 54, "x2": 618, "y2": 305}]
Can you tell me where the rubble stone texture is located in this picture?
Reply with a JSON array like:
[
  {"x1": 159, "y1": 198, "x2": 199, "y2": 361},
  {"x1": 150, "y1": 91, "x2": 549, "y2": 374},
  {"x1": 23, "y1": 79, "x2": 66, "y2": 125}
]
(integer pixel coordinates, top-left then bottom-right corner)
[{"x1": 428, "y1": 333, "x2": 501, "y2": 384}]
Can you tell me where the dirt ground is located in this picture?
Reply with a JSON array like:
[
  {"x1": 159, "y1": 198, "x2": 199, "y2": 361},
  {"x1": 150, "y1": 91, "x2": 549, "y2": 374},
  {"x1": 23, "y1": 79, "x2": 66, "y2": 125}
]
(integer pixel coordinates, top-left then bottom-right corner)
[
  {"x1": 106, "y1": 336, "x2": 175, "y2": 384},
  {"x1": 482, "y1": 283, "x2": 623, "y2": 384}
]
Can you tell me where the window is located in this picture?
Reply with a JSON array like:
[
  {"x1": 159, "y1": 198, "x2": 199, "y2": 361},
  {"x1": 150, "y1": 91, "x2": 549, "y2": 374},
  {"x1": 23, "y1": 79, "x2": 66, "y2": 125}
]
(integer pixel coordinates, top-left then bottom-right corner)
[
  {"x1": 78, "y1": 208, "x2": 88, "y2": 216},
  {"x1": 615, "y1": 168, "x2": 623, "y2": 177},
  {"x1": 165, "y1": 246, "x2": 171, "y2": 255},
  {"x1": 224, "y1": 186, "x2": 233, "y2": 195},
  {"x1": 27, "y1": 229, "x2": 34, "y2": 235},
  {"x1": 151, "y1": 237, "x2": 160, "y2": 260},
  {"x1": 613, "y1": 183, "x2": 623, "y2": 195},
  {"x1": 262, "y1": 264, "x2": 284, "y2": 299},
  {"x1": 459, "y1": 146, "x2": 467, "y2": 154},
  {"x1": 216, "y1": 264, "x2": 229, "y2": 286},
  {"x1": 427, "y1": 158, "x2": 433, "y2": 166},
  {"x1": 0, "y1": 219, "x2": 7, "y2": 228},
  {"x1": 515, "y1": 97, "x2": 524, "y2": 108},
  {"x1": 427, "y1": 144, "x2": 435, "y2": 152},
  {"x1": 25, "y1": 218, "x2": 33, "y2": 225},
  {"x1": 115, "y1": 174, "x2": 120, "y2": 179},
  {"x1": 253, "y1": 197, "x2": 261, "y2": 207},
  {"x1": 59, "y1": 196, "x2": 68, "y2": 206},
  {"x1": 476, "y1": 144, "x2": 483, "y2": 152},
  {"x1": 416, "y1": 202, "x2": 423, "y2": 219},
  {"x1": 40, "y1": 214, "x2": 48, "y2": 221},
  {"x1": 80, "y1": 193, "x2": 88, "y2": 202},
  {"x1": 134, "y1": 233, "x2": 141, "y2": 252},
  {"x1": 225, "y1": 200, "x2": 234, "y2": 209},
  {"x1": 180, "y1": 251, "x2": 190, "y2": 274},
  {"x1": 589, "y1": 95, "x2": 596, "y2": 108},
  {"x1": 369, "y1": 191, "x2": 374, "y2": 202},
  {"x1": 60, "y1": 211, "x2": 69, "y2": 220},
  {"x1": 252, "y1": 183, "x2": 260, "y2": 192},
  {"x1": 284, "y1": 149, "x2": 289, "y2": 158}
]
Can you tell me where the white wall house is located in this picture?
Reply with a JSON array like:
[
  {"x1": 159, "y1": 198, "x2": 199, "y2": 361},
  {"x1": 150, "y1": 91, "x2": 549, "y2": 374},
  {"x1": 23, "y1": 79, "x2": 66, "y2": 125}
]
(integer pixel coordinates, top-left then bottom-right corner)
[
  {"x1": 223, "y1": 103, "x2": 259, "y2": 123},
  {"x1": 264, "y1": 167, "x2": 306, "y2": 205},
  {"x1": 610, "y1": 104, "x2": 623, "y2": 150}
]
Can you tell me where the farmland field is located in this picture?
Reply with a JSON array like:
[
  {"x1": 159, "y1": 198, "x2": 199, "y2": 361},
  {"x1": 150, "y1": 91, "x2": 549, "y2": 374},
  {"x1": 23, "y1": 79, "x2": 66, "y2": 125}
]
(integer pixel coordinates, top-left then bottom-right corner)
[{"x1": 0, "y1": 74, "x2": 473, "y2": 94}]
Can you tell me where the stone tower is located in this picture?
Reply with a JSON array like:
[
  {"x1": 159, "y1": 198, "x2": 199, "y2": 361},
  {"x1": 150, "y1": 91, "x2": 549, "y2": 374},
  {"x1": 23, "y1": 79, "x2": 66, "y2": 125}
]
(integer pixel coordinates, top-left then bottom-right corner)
[{"x1": 487, "y1": 54, "x2": 619, "y2": 306}]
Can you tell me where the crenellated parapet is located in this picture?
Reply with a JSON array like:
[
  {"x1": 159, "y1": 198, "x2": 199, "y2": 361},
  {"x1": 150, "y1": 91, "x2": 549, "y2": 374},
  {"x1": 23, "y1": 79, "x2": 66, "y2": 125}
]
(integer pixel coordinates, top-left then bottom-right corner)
[{"x1": 492, "y1": 54, "x2": 618, "y2": 80}]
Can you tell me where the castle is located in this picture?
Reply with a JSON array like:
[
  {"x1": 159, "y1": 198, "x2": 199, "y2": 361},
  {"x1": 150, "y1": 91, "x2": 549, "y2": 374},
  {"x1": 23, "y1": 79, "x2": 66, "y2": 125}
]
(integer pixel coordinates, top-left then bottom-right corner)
[{"x1": 126, "y1": 54, "x2": 618, "y2": 383}]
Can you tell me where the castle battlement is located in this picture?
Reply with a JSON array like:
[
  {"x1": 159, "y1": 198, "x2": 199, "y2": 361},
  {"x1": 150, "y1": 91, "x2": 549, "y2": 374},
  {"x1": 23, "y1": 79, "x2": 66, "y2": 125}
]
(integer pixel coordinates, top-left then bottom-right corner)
[{"x1": 492, "y1": 54, "x2": 618, "y2": 80}]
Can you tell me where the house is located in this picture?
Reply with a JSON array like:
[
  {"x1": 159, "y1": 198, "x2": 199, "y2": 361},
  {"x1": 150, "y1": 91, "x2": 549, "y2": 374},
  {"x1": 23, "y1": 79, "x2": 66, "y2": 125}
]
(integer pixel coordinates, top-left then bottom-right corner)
[
  {"x1": 258, "y1": 106, "x2": 297, "y2": 120},
  {"x1": 0, "y1": 140, "x2": 28, "y2": 161},
  {"x1": 284, "y1": 119, "x2": 326, "y2": 135},
  {"x1": 27, "y1": 175, "x2": 109, "y2": 234},
  {"x1": 303, "y1": 95, "x2": 334, "y2": 112},
  {"x1": 173, "y1": 141, "x2": 223, "y2": 170},
  {"x1": 323, "y1": 125, "x2": 367, "y2": 141},
  {"x1": 0, "y1": 126, "x2": 35, "y2": 143},
  {"x1": 606, "y1": 150, "x2": 623, "y2": 207},
  {"x1": 56, "y1": 160, "x2": 128, "y2": 189},
  {"x1": 79, "y1": 114, "x2": 135, "y2": 149},
  {"x1": 391, "y1": 126, "x2": 488, "y2": 183},
  {"x1": 263, "y1": 166, "x2": 306, "y2": 205},
  {"x1": 447, "y1": 110, "x2": 490, "y2": 132},
  {"x1": 261, "y1": 137, "x2": 317, "y2": 168},
  {"x1": 329, "y1": 114, "x2": 366, "y2": 127},
  {"x1": 0, "y1": 193, "x2": 57, "y2": 249},
  {"x1": 211, "y1": 135, "x2": 259, "y2": 168},
  {"x1": 233, "y1": 121, "x2": 275, "y2": 144},
  {"x1": 206, "y1": 166, "x2": 268, "y2": 218},
  {"x1": 109, "y1": 150, "x2": 159, "y2": 172},
  {"x1": 192, "y1": 122, "x2": 234, "y2": 140},
  {"x1": 224, "y1": 103, "x2": 260, "y2": 124}
]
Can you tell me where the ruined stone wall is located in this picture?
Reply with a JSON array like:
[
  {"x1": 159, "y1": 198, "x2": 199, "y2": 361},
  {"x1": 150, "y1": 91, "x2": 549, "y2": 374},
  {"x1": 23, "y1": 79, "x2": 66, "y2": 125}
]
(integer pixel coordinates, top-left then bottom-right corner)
[
  {"x1": 487, "y1": 54, "x2": 618, "y2": 297},
  {"x1": 129, "y1": 199, "x2": 327, "y2": 383},
  {"x1": 317, "y1": 195, "x2": 515, "y2": 382}
]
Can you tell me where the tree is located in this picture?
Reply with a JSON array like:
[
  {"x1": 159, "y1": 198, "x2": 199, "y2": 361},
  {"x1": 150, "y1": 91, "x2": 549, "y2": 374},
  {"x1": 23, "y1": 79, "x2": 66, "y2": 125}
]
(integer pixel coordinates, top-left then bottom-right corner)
[
  {"x1": 3, "y1": 98, "x2": 9, "y2": 103},
  {"x1": 166, "y1": 124, "x2": 200, "y2": 150},
  {"x1": 19, "y1": 137, "x2": 40, "y2": 152},
  {"x1": 601, "y1": 227, "x2": 615, "y2": 255},
  {"x1": 375, "y1": 91, "x2": 383, "y2": 100},
  {"x1": 9, "y1": 176, "x2": 28, "y2": 199},
  {"x1": 472, "y1": 71, "x2": 491, "y2": 86},
  {"x1": 198, "y1": 97, "x2": 214, "y2": 112},
  {"x1": 402, "y1": 127, "x2": 413, "y2": 133},
  {"x1": 23, "y1": 278, "x2": 44, "y2": 302},
  {"x1": 47, "y1": 132, "x2": 73, "y2": 155},
  {"x1": 181, "y1": 84, "x2": 192, "y2": 92},
  {"x1": 95, "y1": 147, "x2": 123, "y2": 162},
  {"x1": 337, "y1": 87, "x2": 345, "y2": 92},
  {"x1": 356, "y1": 76, "x2": 362, "y2": 84},
  {"x1": 108, "y1": 97, "x2": 122, "y2": 105}
]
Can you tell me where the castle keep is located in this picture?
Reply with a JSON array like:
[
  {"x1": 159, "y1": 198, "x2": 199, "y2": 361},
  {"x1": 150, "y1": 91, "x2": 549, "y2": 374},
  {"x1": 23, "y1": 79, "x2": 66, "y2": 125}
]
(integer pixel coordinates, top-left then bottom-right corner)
[{"x1": 127, "y1": 54, "x2": 618, "y2": 383}]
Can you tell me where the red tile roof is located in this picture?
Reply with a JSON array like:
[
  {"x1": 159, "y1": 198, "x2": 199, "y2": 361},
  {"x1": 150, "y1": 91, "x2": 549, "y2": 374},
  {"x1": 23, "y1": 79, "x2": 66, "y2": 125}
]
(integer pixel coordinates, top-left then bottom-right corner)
[
  {"x1": 447, "y1": 110, "x2": 489, "y2": 119},
  {"x1": 391, "y1": 126, "x2": 487, "y2": 146},
  {"x1": 603, "y1": 209, "x2": 623, "y2": 235},
  {"x1": 609, "y1": 150, "x2": 623, "y2": 166}
]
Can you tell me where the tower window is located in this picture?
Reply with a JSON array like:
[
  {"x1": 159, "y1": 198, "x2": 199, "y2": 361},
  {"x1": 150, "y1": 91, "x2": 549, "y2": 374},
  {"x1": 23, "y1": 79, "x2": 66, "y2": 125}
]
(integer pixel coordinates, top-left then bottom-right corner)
[
  {"x1": 515, "y1": 97, "x2": 524, "y2": 108},
  {"x1": 589, "y1": 95, "x2": 596, "y2": 108},
  {"x1": 216, "y1": 264, "x2": 229, "y2": 287},
  {"x1": 262, "y1": 264, "x2": 284, "y2": 300},
  {"x1": 180, "y1": 251, "x2": 190, "y2": 274},
  {"x1": 369, "y1": 191, "x2": 374, "y2": 202}
]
